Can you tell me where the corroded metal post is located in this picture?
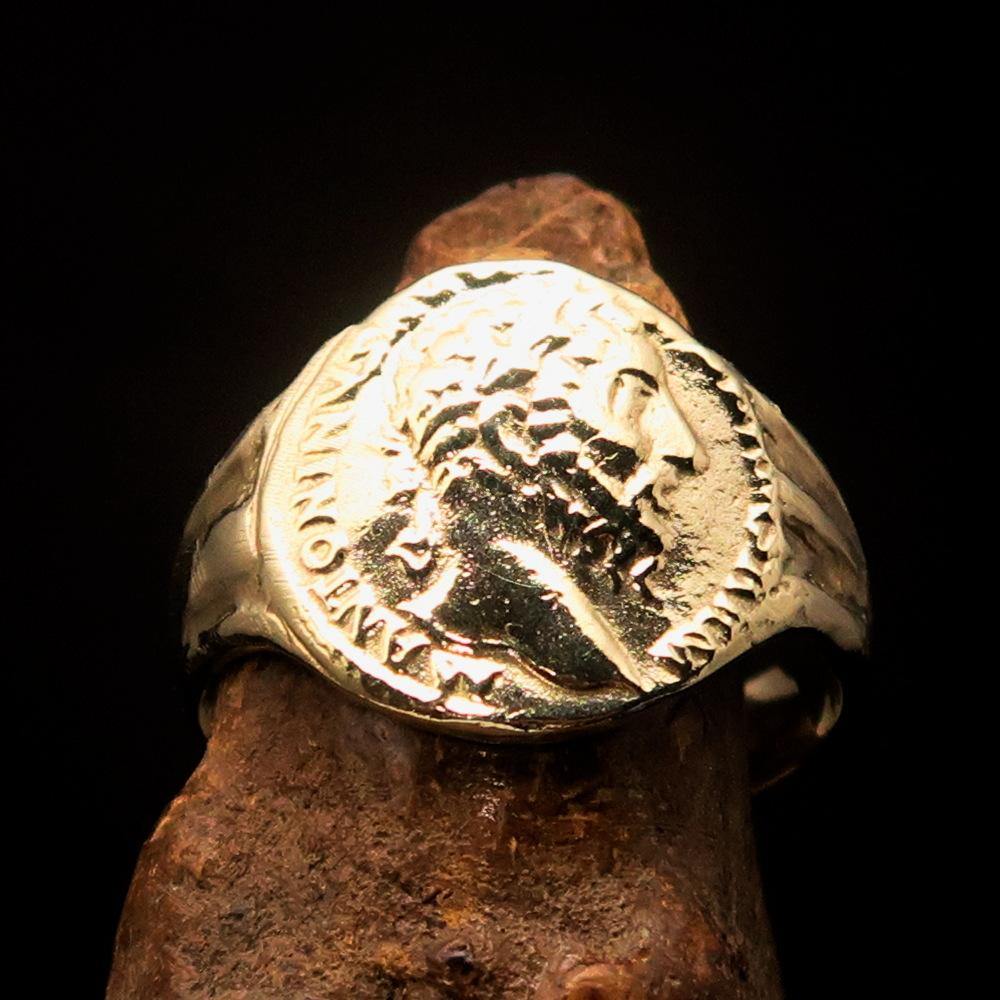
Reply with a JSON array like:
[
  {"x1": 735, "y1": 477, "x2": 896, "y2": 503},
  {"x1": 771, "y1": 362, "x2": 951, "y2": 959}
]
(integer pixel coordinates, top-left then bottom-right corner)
[{"x1": 109, "y1": 175, "x2": 790, "y2": 998}]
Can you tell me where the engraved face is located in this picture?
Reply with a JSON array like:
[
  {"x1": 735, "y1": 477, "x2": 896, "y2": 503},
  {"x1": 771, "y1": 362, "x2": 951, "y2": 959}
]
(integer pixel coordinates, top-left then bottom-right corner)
[{"x1": 260, "y1": 262, "x2": 778, "y2": 733}]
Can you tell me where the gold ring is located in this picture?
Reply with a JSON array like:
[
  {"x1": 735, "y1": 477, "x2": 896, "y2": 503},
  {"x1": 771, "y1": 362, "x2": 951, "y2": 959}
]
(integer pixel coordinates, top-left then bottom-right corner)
[{"x1": 181, "y1": 260, "x2": 868, "y2": 770}]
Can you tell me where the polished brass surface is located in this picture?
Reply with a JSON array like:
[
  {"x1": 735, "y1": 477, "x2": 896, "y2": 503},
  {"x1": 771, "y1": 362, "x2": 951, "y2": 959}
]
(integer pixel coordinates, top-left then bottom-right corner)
[{"x1": 182, "y1": 260, "x2": 868, "y2": 742}]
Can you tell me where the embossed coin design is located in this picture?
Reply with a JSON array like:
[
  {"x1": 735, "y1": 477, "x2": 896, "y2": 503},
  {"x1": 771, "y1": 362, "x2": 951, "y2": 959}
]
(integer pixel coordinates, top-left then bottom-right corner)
[{"x1": 182, "y1": 260, "x2": 868, "y2": 740}]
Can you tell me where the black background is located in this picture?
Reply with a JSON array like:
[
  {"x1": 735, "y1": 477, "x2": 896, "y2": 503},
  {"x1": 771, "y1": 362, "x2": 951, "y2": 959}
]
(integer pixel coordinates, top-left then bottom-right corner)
[{"x1": 13, "y1": 13, "x2": 941, "y2": 998}]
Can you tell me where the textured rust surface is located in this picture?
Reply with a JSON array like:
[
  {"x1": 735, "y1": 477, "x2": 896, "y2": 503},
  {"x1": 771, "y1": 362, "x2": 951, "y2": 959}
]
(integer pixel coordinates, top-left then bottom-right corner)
[
  {"x1": 397, "y1": 174, "x2": 689, "y2": 328},
  {"x1": 109, "y1": 660, "x2": 779, "y2": 998},
  {"x1": 108, "y1": 175, "x2": 781, "y2": 998}
]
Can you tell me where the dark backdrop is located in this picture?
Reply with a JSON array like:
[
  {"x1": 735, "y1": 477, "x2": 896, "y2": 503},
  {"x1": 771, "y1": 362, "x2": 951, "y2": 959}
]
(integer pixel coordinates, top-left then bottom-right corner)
[{"x1": 14, "y1": 14, "x2": 938, "y2": 998}]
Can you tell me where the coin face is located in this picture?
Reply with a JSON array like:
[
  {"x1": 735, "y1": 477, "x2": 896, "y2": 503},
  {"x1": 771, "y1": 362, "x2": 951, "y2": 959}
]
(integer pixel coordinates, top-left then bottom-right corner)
[{"x1": 258, "y1": 261, "x2": 780, "y2": 735}]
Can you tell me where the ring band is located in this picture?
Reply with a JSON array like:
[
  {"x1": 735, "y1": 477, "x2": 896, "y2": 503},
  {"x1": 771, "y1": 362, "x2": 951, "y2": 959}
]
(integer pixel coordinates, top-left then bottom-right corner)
[{"x1": 180, "y1": 260, "x2": 868, "y2": 752}]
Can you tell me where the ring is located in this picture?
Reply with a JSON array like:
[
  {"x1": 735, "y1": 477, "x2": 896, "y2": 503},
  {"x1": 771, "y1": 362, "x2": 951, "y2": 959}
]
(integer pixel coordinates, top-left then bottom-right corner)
[{"x1": 181, "y1": 260, "x2": 868, "y2": 757}]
